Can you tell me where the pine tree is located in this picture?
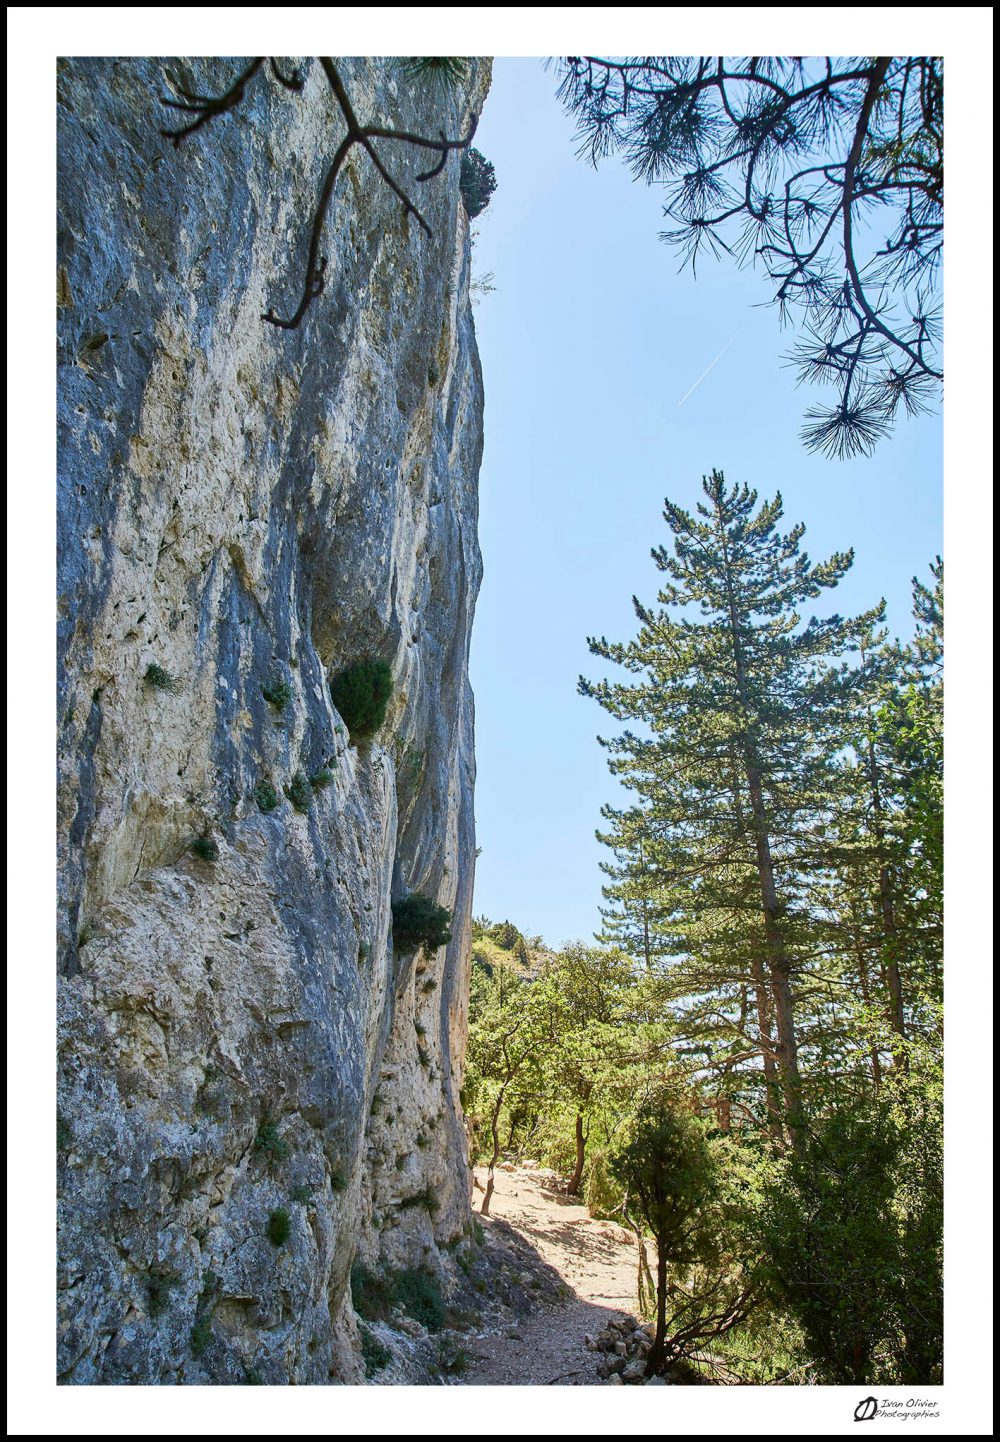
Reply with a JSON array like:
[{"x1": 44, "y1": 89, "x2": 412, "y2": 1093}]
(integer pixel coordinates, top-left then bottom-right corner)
[{"x1": 581, "y1": 470, "x2": 882, "y2": 1144}]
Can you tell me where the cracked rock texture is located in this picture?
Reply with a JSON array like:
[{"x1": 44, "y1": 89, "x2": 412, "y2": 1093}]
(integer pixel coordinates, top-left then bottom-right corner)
[{"x1": 56, "y1": 56, "x2": 489, "y2": 1384}]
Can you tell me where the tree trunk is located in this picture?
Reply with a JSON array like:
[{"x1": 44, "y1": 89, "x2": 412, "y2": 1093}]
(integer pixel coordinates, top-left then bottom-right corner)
[
  {"x1": 648, "y1": 1246, "x2": 669, "y2": 1374},
  {"x1": 480, "y1": 1080, "x2": 508, "y2": 1217},
  {"x1": 745, "y1": 763, "x2": 804, "y2": 1148},
  {"x1": 749, "y1": 951, "x2": 784, "y2": 1143},
  {"x1": 853, "y1": 917, "x2": 884, "y2": 1088},
  {"x1": 715, "y1": 514, "x2": 804, "y2": 1146},
  {"x1": 568, "y1": 1112, "x2": 586, "y2": 1196}
]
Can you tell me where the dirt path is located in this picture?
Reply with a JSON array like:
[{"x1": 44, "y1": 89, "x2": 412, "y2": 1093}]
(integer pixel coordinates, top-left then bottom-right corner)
[{"x1": 459, "y1": 1164, "x2": 643, "y2": 1386}]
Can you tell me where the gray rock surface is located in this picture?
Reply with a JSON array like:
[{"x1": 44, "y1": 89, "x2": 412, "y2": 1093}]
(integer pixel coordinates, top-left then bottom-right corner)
[{"x1": 56, "y1": 55, "x2": 490, "y2": 1384}]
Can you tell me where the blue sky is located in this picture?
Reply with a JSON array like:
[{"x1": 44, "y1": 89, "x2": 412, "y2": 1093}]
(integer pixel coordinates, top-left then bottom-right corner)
[{"x1": 467, "y1": 58, "x2": 943, "y2": 949}]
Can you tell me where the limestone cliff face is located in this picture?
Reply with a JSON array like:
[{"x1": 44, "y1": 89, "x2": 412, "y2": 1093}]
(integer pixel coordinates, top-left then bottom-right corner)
[{"x1": 56, "y1": 57, "x2": 488, "y2": 1384}]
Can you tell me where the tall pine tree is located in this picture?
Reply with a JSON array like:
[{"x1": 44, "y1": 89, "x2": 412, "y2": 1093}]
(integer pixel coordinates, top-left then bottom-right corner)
[{"x1": 581, "y1": 470, "x2": 882, "y2": 1144}]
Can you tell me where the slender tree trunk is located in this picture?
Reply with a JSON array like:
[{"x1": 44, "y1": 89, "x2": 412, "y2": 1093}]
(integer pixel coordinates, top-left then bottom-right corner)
[
  {"x1": 749, "y1": 951, "x2": 784, "y2": 1142},
  {"x1": 568, "y1": 1112, "x2": 587, "y2": 1196},
  {"x1": 481, "y1": 1079, "x2": 509, "y2": 1217},
  {"x1": 730, "y1": 779, "x2": 785, "y2": 1143},
  {"x1": 638, "y1": 839, "x2": 653, "y2": 971},
  {"x1": 745, "y1": 763, "x2": 804, "y2": 1148},
  {"x1": 854, "y1": 927, "x2": 884, "y2": 1088},
  {"x1": 648, "y1": 1246, "x2": 669, "y2": 1374}
]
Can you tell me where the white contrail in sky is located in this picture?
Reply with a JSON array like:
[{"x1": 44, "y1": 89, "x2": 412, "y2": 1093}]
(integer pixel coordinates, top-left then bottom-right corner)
[{"x1": 676, "y1": 328, "x2": 744, "y2": 408}]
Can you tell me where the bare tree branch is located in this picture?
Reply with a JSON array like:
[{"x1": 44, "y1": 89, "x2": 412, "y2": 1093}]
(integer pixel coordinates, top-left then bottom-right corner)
[{"x1": 160, "y1": 57, "x2": 478, "y2": 331}]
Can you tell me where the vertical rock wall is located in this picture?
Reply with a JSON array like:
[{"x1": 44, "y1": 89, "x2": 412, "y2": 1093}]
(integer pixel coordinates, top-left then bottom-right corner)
[{"x1": 56, "y1": 56, "x2": 488, "y2": 1384}]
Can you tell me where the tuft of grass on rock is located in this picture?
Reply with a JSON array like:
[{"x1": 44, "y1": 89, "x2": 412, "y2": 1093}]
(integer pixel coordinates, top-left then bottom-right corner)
[
  {"x1": 190, "y1": 1318, "x2": 212, "y2": 1356},
  {"x1": 147, "y1": 1266, "x2": 180, "y2": 1318},
  {"x1": 144, "y1": 662, "x2": 177, "y2": 692},
  {"x1": 262, "y1": 678, "x2": 292, "y2": 711},
  {"x1": 401, "y1": 1186, "x2": 441, "y2": 1215},
  {"x1": 57, "y1": 1113, "x2": 74, "y2": 1153},
  {"x1": 267, "y1": 1207, "x2": 292, "y2": 1247},
  {"x1": 286, "y1": 770, "x2": 312, "y2": 814},
  {"x1": 254, "y1": 778, "x2": 279, "y2": 813},
  {"x1": 309, "y1": 767, "x2": 335, "y2": 790},
  {"x1": 190, "y1": 834, "x2": 219, "y2": 863},
  {"x1": 254, "y1": 1117, "x2": 288, "y2": 1161}
]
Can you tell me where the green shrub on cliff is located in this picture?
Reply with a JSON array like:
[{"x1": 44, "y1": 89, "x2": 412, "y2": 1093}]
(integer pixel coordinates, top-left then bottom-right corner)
[
  {"x1": 392, "y1": 893, "x2": 452, "y2": 953},
  {"x1": 267, "y1": 1207, "x2": 292, "y2": 1246},
  {"x1": 286, "y1": 770, "x2": 313, "y2": 813},
  {"x1": 254, "y1": 778, "x2": 279, "y2": 813},
  {"x1": 189, "y1": 834, "x2": 219, "y2": 863},
  {"x1": 329, "y1": 659, "x2": 393, "y2": 741},
  {"x1": 460, "y1": 148, "x2": 497, "y2": 219},
  {"x1": 144, "y1": 662, "x2": 177, "y2": 692}
]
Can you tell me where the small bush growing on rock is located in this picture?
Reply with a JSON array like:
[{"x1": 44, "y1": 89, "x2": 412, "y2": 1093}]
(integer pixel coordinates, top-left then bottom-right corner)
[
  {"x1": 351, "y1": 1262, "x2": 394, "y2": 1322},
  {"x1": 262, "y1": 678, "x2": 292, "y2": 711},
  {"x1": 309, "y1": 766, "x2": 335, "y2": 790},
  {"x1": 391, "y1": 894, "x2": 452, "y2": 954},
  {"x1": 144, "y1": 662, "x2": 176, "y2": 692},
  {"x1": 331, "y1": 1164, "x2": 348, "y2": 1193},
  {"x1": 57, "y1": 1113, "x2": 73, "y2": 1152},
  {"x1": 393, "y1": 1267, "x2": 445, "y2": 1330},
  {"x1": 417, "y1": 1045, "x2": 432, "y2": 1068},
  {"x1": 291, "y1": 1184, "x2": 314, "y2": 1205},
  {"x1": 190, "y1": 1318, "x2": 212, "y2": 1356},
  {"x1": 267, "y1": 1206, "x2": 292, "y2": 1246},
  {"x1": 427, "y1": 363, "x2": 440, "y2": 388},
  {"x1": 286, "y1": 770, "x2": 313, "y2": 813},
  {"x1": 351, "y1": 1262, "x2": 444, "y2": 1332},
  {"x1": 146, "y1": 1266, "x2": 180, "y2": 1317},
  {"x1": 441, "y1": 1345, "x2": 470, "y2": 1376},
  {"x1": 254, "y1": 1117, "x2": 288, "y2": 1160},
  {"x1": 190, "y1": 834, "x2": 219, "y2": 863},
  {"x1": 401, "y1": 1186, "x2": 441, "y2": 1215},
  {"x1": 329, "y1": 659, "x2": 393, "y2": 741},
  {"x1": 361, "y1": 1328, "x2": 392, "y2": 1375},
  {"x1": 254, "y1": 778, "x2": 279, "y2": 813},
  {"x1": 460, "y1": 148, "x2": 498, "y2": 219},
  {"x1": 242, "y1": 1367, "x2": 264, "y2": 1385}
]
